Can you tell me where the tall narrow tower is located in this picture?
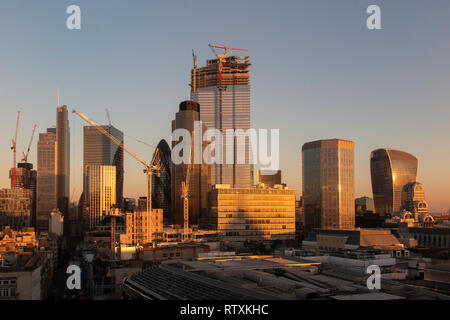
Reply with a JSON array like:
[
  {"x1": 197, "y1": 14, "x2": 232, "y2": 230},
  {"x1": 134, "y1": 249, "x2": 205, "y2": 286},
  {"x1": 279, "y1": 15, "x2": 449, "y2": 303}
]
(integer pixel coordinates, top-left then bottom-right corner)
[
  {"x1": 191, "y1": 50, "x2": 251, "y2": 188},
  {"x1": 56, "y1": 104, "x2": 70, "y2": 216}
]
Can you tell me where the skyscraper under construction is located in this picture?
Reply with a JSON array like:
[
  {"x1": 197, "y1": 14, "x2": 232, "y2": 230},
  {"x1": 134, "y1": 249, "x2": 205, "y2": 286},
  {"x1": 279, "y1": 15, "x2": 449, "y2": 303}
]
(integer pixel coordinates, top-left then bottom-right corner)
[{"x1": 191, "y1": 47, "x2": 251, "y2": 188}]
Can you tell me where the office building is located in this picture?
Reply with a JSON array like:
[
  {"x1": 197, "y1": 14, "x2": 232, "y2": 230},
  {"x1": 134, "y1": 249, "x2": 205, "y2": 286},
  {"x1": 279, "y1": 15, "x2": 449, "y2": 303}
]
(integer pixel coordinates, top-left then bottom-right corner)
[
  {"x1": 84, "y1": 165, "x2": 116, "y2": 229},
  {"x1": 0, "y1": 188, "x2": 33, "y2": 230},
  {"x1": 257, "y1": 170, "x2": 281, "y2": 187},
  {"x1": 355, "y1": 196, "x2": 375, "y2": 215},
  {"x1": 151, "y1": 139, "x2": 171, "y2": 224},
  {"x1": 9, "y1": 163, "x2": 37, "y2": 226},
  {"x1": 171, "y1": 101, "x2": 209, "y2": 227},
  {"x1": 83, "y1": 125, "x2": 123, "y2": 209},
  {"x1": 191, "y1": 54, "x2": 251, "y2": 188},
  {"x1": 402, "y1": 182, "x2": 428, "y2": 215},
  {"x1": 36, "y1": 128, "x2": 57, "y2": 232},
  {"x1": 370, "y1": 148, "x2": 418, "y2": 215},
  {"x1": 302, "y1": 139, "x2": 355, "y2": 234},
  {"x1": 206, "y1": 184, "x2": 296, "y2": 242},
  {"x1": 56, "y1": 105, "x2": 70, "y2": 216}
]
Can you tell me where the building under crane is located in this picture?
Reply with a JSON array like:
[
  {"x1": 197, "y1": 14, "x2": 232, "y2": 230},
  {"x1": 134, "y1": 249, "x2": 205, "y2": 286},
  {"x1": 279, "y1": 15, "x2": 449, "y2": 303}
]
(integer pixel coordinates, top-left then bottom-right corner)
[
  {"x1": 73, "y1": 109, "x2": 161, "y2": 243},
  {"x1": 191, "y1": 44, "x2": 252, "y2": 188}
]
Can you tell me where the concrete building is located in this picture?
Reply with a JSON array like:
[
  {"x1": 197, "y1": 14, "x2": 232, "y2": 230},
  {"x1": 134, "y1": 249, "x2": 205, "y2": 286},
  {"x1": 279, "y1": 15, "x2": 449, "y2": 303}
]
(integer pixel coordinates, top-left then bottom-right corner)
[
  {"x1": 191, "y1": 54, "x2": 252, "y2": 188},
  {"x1": 48, "y1": 209, "x2": 64, "y2": 237},
  {"x1": 355, "y1": 196, "x2": 375, "y2": 215},
  {"x1": 0, "y1": 189, "x2": 33, "y2": 230},
  {"x1": 83, "y1": 125, "x2": 123, "y2": 209},
  {"x1": 56, "y1": 105, "x2": 70, "y2": 217},
  {"x1": 9, "y1": 163, "x2": 37, "y2": 227},
  {"x1": 302, "y1": 139, "x2": 355, "y2": 235},
  {"x1": 84, "y1": 165, "x2": 116, "y2": 229},
  {"x1": 370, "y1": 148, "x2": 418, "y2": 215},
  {"x1": 257, "y1": 170, "x2": 281, "y2": 188},
  {"x1": 121, "y1": 209, "x2": 163, "y2": 246},
  {"x1": 206, "y1": 184, "x2": 296, "y2": 242},
  {"x1": 36, "y1": 128, "x2": 57, "y2": 232}
]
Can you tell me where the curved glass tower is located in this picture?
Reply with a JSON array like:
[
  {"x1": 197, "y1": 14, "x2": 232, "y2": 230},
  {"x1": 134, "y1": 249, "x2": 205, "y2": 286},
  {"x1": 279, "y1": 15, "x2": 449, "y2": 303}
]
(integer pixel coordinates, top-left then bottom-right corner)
[
  {"x1": 370, "y1": 149, "x2": 418, "y2": 215},
  {"x1": 152, "y1": 139, "x2": 171, "y2": 224}
]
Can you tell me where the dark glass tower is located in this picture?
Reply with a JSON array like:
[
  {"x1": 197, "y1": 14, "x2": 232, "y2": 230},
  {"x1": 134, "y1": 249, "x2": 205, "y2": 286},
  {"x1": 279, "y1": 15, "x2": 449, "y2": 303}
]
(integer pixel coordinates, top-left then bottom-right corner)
[
  {"x1": 83, "y1": 125, "x2": 124, "y2": 209},
  {"x1": 151, "y1": 139, "x2": 171, "y2": 224},
  {"x1": 370, "y1": 148, "x2": 418, "y2": 215}
]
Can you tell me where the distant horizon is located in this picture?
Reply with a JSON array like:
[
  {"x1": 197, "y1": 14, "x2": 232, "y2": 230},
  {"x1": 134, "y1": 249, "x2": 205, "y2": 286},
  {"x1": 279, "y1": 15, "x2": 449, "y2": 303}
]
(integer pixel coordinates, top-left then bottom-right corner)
[{"x1": 1, "y1": 0, "x2": 449, "y2": 212}]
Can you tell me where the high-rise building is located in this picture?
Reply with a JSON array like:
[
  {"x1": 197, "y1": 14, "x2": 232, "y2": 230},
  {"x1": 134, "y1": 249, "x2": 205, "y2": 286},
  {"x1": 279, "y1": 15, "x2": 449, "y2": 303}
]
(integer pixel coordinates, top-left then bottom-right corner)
[
  {"x1": 83, "y1": 125, "x2": 123, "y2": 209},
  {"x1": 0, "y1": 188, "x2": 33, "y2": 230},
  {"x1": 9, "y1": 163, "x2": 37, "y2": 226},
  {"x1": 355, "y1": 196, "x2": 375, "y2": 215},
  {"x1": 206, "y1": 184, "x2": 295, "y2": 242},
  {"x1": 151, "y1": 139, "x2": 171, "y2": 224},
  {"x1": 171, "y1": 101, "x2": 209, "y2": 227},
  {"x1": 370, "y1": 148, "x2": 418, "y2": 215},
  {"x1": 84, "y1": 165, "x2": 116, "y2": 229},
  {"x1": 257, "y1": 170, "x2": 282, "y2": 187},
  {"x1": 56, "y1": 105, "x2": 70, "y2": 216},
  {"x1": 302, "y1": 139, "x2": 355, "y2": 235},
  {"x1": 36, "y1": 128, "x2": 57, "y2": 232},
  {"x1": 191, "y1": 54, "x2": 251, "y2": 188}
]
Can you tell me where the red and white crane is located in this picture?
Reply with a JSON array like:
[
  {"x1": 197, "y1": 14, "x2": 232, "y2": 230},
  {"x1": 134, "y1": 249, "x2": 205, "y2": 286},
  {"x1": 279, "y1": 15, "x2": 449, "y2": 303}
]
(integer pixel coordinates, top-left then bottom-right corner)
[
  {"x1": 11, "y1": 111, "x2": 21, "y2": 189},
  {"x1": 21, "y1": 124, "x2": 37, "y2": 163}
]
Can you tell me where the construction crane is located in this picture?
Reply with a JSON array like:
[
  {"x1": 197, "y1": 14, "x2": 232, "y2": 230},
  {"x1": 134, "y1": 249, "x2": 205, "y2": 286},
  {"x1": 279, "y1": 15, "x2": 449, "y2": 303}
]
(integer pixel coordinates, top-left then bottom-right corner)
[
  {"x1": 208, "y1": 44, "x2": 248, "y2": 81},
  {"x1": 191, "y1": 49, "x2": 198, "y2": 92},
  {"x1": 72, "y1": 109, "x2": 161, "y2": 243},
  {"x1": 105, "y1": 108, "x2": 112, "y2": 126},
  {"x1": 180, "y1": 146, "x2": 193, "y2": 242},
  {"x1": 11, "y1": 111, "x2": 21, "y2": 189},
  {"x1": 21, "y1": 124, "x2": 37, "y2": 163}
]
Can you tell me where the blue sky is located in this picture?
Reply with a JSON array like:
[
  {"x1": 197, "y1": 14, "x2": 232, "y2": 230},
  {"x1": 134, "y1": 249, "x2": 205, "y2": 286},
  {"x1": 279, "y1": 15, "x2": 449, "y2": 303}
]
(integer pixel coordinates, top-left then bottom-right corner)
[{"x1": 0, "y1": 0, "x2": 449, "y2": 212}]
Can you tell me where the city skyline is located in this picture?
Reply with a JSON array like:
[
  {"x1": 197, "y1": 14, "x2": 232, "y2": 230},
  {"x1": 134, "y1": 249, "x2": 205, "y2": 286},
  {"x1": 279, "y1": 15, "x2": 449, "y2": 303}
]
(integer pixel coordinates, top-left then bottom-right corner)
[{"x1": 1, "y1": 1, "x2": 450, "y2": 212}]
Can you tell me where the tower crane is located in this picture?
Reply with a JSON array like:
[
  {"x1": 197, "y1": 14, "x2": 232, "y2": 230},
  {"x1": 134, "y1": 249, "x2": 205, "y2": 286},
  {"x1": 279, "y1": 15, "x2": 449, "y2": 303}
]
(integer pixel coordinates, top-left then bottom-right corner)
[
  {"x1": 21, "y1": 124, "x2": 37, "y2": 163},
  {"x1": 11, "y1": 111, "x2": 21, "y2": 189},
  {"x1": 192, "y1": 49, "x2": 198, "y2": 92},
  {"x1": 181, "y1": 146, "x2": 193, "y2": 242},
  {"x1": 72, "y1": 109, "x2": 161, "y2": 243}
]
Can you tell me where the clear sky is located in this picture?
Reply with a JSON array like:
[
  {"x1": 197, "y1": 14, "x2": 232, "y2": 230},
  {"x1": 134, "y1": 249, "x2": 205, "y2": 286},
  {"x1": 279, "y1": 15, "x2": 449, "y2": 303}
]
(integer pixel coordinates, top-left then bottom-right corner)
[{"x1": 0, "y1": 0, "x2": 449, "y2": 212}]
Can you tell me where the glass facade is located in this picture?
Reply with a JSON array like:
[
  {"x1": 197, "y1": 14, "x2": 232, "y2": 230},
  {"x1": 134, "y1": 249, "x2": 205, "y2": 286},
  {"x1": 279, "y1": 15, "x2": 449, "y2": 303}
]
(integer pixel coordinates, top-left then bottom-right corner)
[
  {"x1": 191, "y1": 55, "x2": 252, "y2": 188},
  {"x1": 207, "y1": 185, "x2": 295, "y2": 242},
  {"x1": 85, "y1": 165, "x2": 116, "y2": 229},
  {"x1": 151, "y1": 139, "x2": 171, "y2": 224},
  {"x1": 36, "y1": 128, "x2": 57, "y2": 232},
  {"x1": 302, "y1": 139, "x2": 355, "y2": 235},
  {"x1": 370, "y1": 149, "x2": 418, "y2": 215},
  {"x1": 83, "y1": 125, "x2": 124, "y2": 209}
]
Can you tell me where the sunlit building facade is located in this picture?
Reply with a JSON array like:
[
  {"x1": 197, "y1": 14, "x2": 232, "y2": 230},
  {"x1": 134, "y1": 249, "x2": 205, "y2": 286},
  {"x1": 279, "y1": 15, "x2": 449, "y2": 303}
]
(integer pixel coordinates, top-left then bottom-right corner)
[
  {"x1": 83, "y1": 125, "x2": 123, "y2": 209},
  {"x1": 302, "y1": 139, "x2": 355, "y2": 235},
  {"x1": 84, "y1": 165, "x2": 116, "y2": 229},
  {"x1": 370, "y1": 148, "x2": 418, "y2": 215},
  {"x1": 0, "y1": 188, "x2": 33, "y2": 230},
  {"x1": 36, "y1": 128, "x2": 57, "y2": 232},
  {"x1": 206, "y1": 185, "x2": 295, "y2": 242},
  {"x1": 257, "y1": 170, "x2": 282, "y2": 188},
  {"x1": 56, "y1": 105, "x2": 70, "y2": 217},
  {"x1": 191, "y1": 55, "x2": 251, "y2": 188}
]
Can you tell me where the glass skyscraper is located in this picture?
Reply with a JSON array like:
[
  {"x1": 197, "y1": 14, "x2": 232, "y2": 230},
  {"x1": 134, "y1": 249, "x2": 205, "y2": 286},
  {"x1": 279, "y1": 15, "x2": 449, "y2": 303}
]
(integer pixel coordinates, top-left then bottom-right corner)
[
  {"x1": 151, "y1": 139, "x2": 171, "y2": 224},
  {"x1": 191, "y1": 55, "x2": 251, "y2": 188},
  {"x1": 302, "y1": 139, "x2": 355, "y2": 235},
  {"x1": 370, "y1": 148, "x2": 418, "y2": 215},
  {"x1": 83, "y1": 125, "x2": 124, "y2": 209}
]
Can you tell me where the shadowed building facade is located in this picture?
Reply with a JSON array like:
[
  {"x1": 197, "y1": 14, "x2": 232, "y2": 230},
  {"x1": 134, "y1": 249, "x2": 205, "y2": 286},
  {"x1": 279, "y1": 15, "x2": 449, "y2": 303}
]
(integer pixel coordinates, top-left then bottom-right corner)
[
  {"x1": 370, "y1": 149, "x2": 418, "y2": 216},
  {"x1": 302, "y1": 139, "x2": 355, "y2": 235},
  {"x1": 151, "y1": 139, "x2": 171, "y2": 224}
]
